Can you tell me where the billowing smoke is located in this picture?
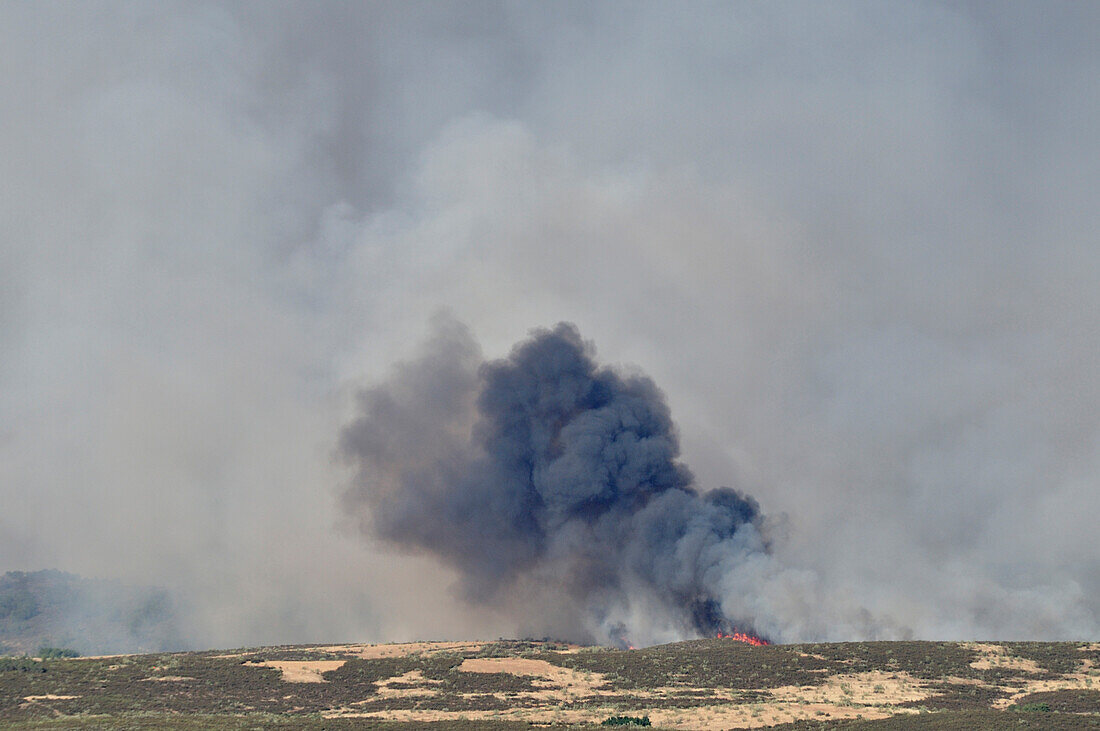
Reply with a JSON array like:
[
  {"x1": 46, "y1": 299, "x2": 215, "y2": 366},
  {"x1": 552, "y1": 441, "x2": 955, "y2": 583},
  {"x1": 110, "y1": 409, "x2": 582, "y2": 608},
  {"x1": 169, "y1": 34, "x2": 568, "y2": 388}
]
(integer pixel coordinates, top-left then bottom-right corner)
[
  {"x1": 6, "y1": 3, "x2": 1099, "y2": 649},
  {"x1": 339, "y1": 317, "x2": 771, "y2": 646}
]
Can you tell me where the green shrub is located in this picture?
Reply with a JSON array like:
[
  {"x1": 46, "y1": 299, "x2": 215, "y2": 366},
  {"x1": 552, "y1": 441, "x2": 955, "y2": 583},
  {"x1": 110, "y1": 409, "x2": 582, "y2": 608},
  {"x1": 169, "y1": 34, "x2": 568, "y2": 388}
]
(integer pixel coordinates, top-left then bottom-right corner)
[
  {"x1": 0, "y1": 657, "x2": 46, "y2": 672},
  {"x1": 601, "y1": 715, "x2": 651, "y2": 726},
  {"x1": 38, "y1": 646, "x2": 81, "y2": 658}
]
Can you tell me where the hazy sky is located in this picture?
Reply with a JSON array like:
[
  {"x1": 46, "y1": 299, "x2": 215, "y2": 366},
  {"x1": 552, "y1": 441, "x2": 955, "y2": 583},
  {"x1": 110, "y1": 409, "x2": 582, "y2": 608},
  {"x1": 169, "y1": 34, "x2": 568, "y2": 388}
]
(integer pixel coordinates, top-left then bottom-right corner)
[{"x1": 2, "y1": 1, "x2": 1099, "y2": 646}]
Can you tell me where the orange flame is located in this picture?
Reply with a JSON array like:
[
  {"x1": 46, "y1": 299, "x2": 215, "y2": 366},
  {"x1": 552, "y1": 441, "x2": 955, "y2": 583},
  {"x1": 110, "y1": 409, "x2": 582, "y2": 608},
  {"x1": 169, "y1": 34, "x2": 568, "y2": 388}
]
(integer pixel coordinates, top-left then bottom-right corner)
[{"x1": 716, "y1": 631, "x2": 769, "y2": 646}]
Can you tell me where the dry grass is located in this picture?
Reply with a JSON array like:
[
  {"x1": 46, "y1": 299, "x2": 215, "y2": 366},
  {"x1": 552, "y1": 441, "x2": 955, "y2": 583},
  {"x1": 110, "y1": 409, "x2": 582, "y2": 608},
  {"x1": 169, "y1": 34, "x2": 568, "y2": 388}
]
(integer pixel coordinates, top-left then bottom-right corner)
[
  {"x1": 245, "y1": 660, "x2": 348, "y2": 683},
  {"x1": 966, "y1": 643, "x2": 1044, "y2": 674}
]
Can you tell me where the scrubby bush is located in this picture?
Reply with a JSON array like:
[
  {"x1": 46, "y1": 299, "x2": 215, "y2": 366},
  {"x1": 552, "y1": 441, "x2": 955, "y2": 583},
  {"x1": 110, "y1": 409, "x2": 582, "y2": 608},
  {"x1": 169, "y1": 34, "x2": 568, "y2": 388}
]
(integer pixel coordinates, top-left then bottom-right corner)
[
  {"x1": 602, "y1": 715, "x2": 651, "y2": 726},
  {"x1": 38, "y1": 646, "x2": 80, "y2": 658},
  {"x1": 0, "y1": 657, "x2": 46, "y2": 672}
]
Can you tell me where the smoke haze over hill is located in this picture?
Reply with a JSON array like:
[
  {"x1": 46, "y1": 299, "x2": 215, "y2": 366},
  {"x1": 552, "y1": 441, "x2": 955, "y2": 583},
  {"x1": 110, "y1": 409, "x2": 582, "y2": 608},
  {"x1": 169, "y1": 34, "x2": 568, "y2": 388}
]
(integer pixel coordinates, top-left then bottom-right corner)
[
  {"x1": 0, "y1": 570, "x2": 183, "y2": 655},
  {"x1": 2, "y1": 2, "x2": 1099, "y2": 648}
]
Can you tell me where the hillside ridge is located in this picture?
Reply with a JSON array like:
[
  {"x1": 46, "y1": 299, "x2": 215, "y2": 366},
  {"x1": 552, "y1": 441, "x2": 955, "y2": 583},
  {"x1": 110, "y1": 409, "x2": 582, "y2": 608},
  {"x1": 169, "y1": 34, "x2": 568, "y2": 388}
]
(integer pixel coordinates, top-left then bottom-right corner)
[{"x1": 3, "y1": 637, "x2": 1098, "y2": 728}]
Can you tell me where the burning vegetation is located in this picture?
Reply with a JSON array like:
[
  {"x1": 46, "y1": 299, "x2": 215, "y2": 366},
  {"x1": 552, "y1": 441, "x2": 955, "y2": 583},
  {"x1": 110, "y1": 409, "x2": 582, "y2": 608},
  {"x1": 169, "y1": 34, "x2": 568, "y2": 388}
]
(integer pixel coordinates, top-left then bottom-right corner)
[{"x1": 716, "y1": 631, "x2": 769, "y2": 647}]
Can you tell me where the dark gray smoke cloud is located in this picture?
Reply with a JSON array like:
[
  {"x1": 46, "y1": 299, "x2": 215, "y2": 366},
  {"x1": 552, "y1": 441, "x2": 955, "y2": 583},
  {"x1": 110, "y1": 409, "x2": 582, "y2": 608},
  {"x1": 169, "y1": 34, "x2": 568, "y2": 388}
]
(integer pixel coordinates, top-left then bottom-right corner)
[{"x1": 340, "y1": 319, "x2": 772, "y2": 645}]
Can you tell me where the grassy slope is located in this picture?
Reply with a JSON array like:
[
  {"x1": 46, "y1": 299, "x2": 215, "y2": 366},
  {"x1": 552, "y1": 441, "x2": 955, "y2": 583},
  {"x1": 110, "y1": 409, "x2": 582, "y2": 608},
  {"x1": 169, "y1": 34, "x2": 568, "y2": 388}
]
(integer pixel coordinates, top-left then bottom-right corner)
[{"x1": 1, "y1": 639, "x2": 1097, "y2": 729}]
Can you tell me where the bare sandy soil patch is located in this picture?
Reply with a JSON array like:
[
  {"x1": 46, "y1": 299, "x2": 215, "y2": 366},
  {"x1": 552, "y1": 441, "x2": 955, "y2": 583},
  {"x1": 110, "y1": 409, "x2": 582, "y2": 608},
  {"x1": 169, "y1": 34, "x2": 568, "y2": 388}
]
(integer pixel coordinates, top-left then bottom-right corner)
[
  {"x1": 22, "y1": 695, "x2": 80, "y2": 701},
  {"x1": 458, "y1": 656, "x2": 615, "y2": 703},
  {"x1": 991, "y1": 673, "x2": 1098, "y2": 709},
  {"x1": 325, "y1": 701, "x2": 901, "y2": 729},
  {"x1": 769, "y1": 670, "x2": 928, "y2": 706},
  {"x1": 374, "y1": 670, "x2": 442, "y2": 699},
  {"x1": 965, "y1": 642, "x2": 1043, "y2": 673},
  {"x1": 323, "y1": 641, "x2": 489, "y2": 659},
  {"x1": 247, "y1": 659, "x2": 347, "y2": 682},
  {"x1": 648, "y1": 702, "x2": 903, "y2": 730},
  {"x1": 458, "y1": 656, "x2": 601, "y2": 686},
  {"x1": 323, "y1": 709, "x2": 550, "y2": 723}
]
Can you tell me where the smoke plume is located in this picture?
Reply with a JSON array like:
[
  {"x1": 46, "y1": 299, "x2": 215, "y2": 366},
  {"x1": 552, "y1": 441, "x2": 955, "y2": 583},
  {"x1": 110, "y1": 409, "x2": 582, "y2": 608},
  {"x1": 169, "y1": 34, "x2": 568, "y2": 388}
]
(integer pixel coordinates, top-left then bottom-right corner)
[
  {"x1": 5, "y1": 3, "x2": 1099, "y2": 648},
  {"x1": 340, "y1": 318, "x2": 771, "y2": 646}
]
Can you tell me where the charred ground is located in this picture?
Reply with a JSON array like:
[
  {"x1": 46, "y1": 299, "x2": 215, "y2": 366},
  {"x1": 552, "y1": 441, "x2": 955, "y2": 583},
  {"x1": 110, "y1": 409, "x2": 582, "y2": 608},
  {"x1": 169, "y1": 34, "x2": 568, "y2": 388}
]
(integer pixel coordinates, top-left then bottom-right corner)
[{"x1": 1, "y1": 639, "x2": 1098, "y2": 729}]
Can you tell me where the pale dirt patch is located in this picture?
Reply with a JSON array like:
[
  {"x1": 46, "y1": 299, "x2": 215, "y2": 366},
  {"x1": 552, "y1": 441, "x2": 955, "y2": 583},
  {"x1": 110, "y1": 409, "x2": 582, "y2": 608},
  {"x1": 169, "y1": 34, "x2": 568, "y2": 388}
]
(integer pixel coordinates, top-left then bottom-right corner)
[
  {"x1": 327, "y1": 706, "x2": 663, "y2": 726},
  {"x1": 769, "y1": 671, "x2": 928, "y2": 707},
  {"x1": 323, "y1": 702, "x2": 902, "y2": 728},
  {"x1": 213, "y1": 646, "x2": 352, "y2": 660},
  {"x1": 374, "y1": 670, "x2": 442, "y2": 699},
  {"x1": 140, "y1": 676, "x2": 193, "y2": 682},
  {"x1": 220, "y1": 640, "x2": 580, "y2": 661},
  {"x1": 965, "y1": 642, "x2": 1043, "y2": 673},
  {"x1": 991, "y1": 673, "x2": 1097, "y2": 709},
  {"x1": 458, "y1": 656, "x2": 616, "y2": 703},
  {"x1": 324, "y1": 641, "x2": 488, "y2": 659},
  {"x1": 648, "y1": 702, "x2": 903, "y2": 730},
  {"x1": 977, "y1": 643, "x2": 1098, "y2": 709},
  {"x1": 23, "y1": 695, "x2": 80, "y2": 701},
  {"x1": 460, "y1": 656, "x2": 588, "y2": 681},
  {"x1": 323, "y1": 709, "x2": 576, "y2": 723},
  {"x1": 247, "y1": 659, "x2": 347, "y2": 683}
]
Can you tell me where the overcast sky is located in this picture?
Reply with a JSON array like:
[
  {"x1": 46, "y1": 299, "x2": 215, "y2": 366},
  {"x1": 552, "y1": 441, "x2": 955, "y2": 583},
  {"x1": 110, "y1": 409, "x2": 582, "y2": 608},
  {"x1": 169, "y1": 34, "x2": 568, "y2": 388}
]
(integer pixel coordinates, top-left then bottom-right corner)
[{"x1": 2, "y1": 1, "x2": 1099, "y2": 646}]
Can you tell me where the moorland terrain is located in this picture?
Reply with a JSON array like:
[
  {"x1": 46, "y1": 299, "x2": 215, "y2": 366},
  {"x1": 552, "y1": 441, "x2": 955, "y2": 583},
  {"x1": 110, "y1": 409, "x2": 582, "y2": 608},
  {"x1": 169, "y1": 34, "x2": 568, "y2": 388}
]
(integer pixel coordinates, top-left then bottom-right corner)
[{"x1": 2, "y1": 638, "x2": 1099, "y2": 729}]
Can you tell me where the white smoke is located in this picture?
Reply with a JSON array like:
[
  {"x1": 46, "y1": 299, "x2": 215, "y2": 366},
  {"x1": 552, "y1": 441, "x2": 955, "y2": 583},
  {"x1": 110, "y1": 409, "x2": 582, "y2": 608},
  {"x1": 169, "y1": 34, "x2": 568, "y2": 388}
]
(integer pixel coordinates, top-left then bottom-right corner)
[{"x1": 1, "y1": 2, "x2": 1097, "y2": 646}]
